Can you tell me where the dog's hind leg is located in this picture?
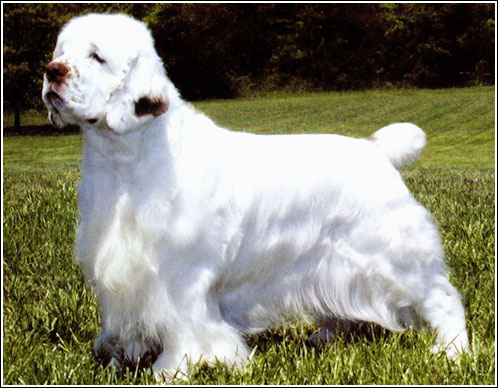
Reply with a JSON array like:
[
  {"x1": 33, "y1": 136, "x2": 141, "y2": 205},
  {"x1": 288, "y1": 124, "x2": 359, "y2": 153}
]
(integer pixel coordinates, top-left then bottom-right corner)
[
  {"x1": 309, "y1": 318, "x2": 357, "y2": 347},
  {"x1": 414, "y1": 276, "x2": 469, "y2": 359}
]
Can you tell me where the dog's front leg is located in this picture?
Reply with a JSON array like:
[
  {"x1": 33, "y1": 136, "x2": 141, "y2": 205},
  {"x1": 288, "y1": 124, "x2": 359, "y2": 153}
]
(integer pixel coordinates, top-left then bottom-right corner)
[
  {"x1": 151, "y1": 269, "x2": 250, "y2": 381},
  {"x1": 151, "y1": 318, "x2": 249, "y2": 382}
]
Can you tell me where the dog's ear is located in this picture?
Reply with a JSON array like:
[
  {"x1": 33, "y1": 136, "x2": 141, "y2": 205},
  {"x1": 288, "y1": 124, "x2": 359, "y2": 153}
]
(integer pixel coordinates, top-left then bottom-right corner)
[{"x1": 105, "y1": 54, "x2": 169, "y2": 133}]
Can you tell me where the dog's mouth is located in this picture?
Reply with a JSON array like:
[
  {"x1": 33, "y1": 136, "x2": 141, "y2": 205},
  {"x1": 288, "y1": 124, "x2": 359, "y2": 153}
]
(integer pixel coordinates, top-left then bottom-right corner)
[{"x1": 46, "y1": 91, "x2": 65, "y2": 110}]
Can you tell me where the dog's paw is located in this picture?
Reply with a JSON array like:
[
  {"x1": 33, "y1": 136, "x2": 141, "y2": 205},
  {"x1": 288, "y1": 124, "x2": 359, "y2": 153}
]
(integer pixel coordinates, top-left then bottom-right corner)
[
  {"x1": 94, "y1": 332, "x2": 162, "y2": 368},
  {"x1": 122, "y1": 339, "x2": 162, "y2": 368},
  {"x1": 308, "y1": 328, "x2": 336, "y2": 347},
  {"x1": 94, "y1": 333, "x2": 124, "y2": 366},
  {"x1": 430, "y1": 343, "x2": 466, "y2": 362},
  {"x1": 153, "y1": 368, "x2": 189, "y2": 383},
  {"x1": 309, "y1": 319, "x2": 357, "y2": 347}
]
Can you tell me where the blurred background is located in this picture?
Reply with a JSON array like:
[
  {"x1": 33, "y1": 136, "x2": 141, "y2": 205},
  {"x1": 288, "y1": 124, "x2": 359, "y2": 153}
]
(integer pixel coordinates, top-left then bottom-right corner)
[{"x1": 2, "y1": 2, "x2": 495, "y2": 132}]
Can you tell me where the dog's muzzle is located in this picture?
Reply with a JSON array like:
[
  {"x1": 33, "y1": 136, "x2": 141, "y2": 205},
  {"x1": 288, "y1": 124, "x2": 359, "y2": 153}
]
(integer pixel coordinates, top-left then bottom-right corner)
[
  {"x1": 45, "y1": 90, "x2": 64, "y2": 109},
  {"x1": 46, "y1": 61, "x2": 69, "y2": 84}
]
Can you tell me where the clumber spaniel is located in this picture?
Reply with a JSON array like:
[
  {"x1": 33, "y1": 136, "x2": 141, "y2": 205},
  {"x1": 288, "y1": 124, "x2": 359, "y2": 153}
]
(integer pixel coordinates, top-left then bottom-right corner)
[{"x1": 42, "y1": 13, "x2": 469, "y2": 380}]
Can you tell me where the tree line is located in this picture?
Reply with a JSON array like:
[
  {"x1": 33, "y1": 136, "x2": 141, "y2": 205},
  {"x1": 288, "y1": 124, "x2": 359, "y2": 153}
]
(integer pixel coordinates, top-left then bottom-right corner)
[{"x1": 3, "y1": 3, "x2": 495, "y2": 129}]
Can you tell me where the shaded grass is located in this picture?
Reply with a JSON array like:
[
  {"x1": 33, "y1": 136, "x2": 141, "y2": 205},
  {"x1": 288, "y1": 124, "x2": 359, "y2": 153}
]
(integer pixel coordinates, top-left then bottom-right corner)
[{"x1": 2, "y1": 87, "x2": 495, "y2": 384}]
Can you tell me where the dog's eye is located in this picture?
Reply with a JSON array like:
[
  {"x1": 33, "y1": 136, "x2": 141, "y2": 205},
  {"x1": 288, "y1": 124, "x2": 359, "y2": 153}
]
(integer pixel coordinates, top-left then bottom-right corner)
[{"x1": 90, "y1": 52, "x2": 106, "y2": 64}]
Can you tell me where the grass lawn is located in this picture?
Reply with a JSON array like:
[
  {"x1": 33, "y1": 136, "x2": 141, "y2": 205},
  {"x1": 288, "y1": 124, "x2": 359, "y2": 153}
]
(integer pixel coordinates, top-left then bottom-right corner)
[{"x1": 2, "y1": 87, "x2": 495, "y2": 384}]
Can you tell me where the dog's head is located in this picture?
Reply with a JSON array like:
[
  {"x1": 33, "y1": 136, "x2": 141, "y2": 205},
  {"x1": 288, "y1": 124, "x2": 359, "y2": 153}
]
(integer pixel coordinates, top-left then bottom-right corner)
[{"x1": 42, "y1": 13, "x2": 171, "y2": 133}]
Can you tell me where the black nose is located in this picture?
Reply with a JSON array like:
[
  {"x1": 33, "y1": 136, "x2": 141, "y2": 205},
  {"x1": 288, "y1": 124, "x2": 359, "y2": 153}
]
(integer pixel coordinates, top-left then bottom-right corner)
[{"x1": 46, "y1": 62, "x2": 69, "y2": 84}]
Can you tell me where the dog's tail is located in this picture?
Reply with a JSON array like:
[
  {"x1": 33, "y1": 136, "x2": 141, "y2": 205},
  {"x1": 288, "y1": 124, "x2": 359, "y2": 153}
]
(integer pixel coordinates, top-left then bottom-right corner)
[{"x1": 367, "y1": 123, "x2": 426, "y2": 169}]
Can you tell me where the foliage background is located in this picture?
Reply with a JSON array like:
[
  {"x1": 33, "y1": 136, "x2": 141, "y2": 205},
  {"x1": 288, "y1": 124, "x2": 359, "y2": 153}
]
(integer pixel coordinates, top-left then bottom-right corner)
[{"x1": 2, "y1": 2, "x2": 495, "y2": 129}]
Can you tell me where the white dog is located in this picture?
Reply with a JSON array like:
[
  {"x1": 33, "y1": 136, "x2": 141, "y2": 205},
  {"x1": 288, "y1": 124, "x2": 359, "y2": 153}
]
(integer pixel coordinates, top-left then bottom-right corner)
[{"x1": 42, "y1": 13, "x2": 469, "y2": 379}]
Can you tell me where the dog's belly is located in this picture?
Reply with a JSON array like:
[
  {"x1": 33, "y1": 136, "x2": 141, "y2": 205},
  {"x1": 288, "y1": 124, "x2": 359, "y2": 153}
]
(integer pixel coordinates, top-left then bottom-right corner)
[
  {"x1": 214, "y1": 182, "x2": 436, "y2": 335},
  {"x1": 214, "y1": 201, "x2": 362, "y2": 333}
]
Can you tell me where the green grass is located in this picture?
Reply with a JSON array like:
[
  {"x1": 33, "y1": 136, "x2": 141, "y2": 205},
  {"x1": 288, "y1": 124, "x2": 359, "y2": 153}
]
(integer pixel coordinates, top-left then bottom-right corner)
[{"x1": 3, "y1": 87, "x2": 495, "y2": 384}]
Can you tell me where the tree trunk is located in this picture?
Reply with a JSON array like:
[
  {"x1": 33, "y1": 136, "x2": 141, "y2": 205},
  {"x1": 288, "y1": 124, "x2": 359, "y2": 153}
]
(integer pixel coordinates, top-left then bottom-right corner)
[{"x1": 14, "y1": 106, "x2": 21, "y2": 132}]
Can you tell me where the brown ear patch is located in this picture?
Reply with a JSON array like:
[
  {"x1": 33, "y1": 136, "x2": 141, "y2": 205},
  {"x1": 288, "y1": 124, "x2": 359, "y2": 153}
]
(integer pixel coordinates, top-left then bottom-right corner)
[{"x1": 134, "y1": 96, "x2": 168, "y2": 117}]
